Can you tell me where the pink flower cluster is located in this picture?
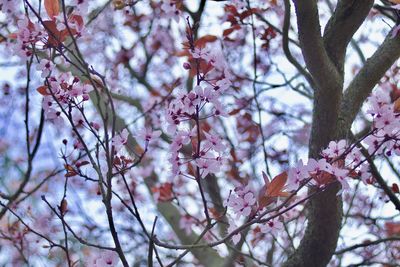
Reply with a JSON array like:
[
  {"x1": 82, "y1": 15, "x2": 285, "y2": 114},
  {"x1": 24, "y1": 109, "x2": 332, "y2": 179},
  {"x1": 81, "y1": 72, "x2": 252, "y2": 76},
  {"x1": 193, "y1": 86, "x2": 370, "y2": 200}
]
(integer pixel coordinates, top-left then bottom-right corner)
[
  {"x1": 12, "y1": 18, "x2": 43, "y2": 59},
  {"x1": 87, "y1": 250, "x2": 119, "y2": 267},
  {"x1": 164, "y1": 27, "x2": 234, "y2": 179},
  {"x1": 225, "y1": 185, "x2": 256, "y2": 218},
  {"x1": 364, "y1": 88, "x2": 400, "y2": 156},
  {"x1": 224, "y1": 86, "x2": 400, "y2": 243},
  {"x1": 41, "y1": 72, "x2": 93, "y2": 124}
]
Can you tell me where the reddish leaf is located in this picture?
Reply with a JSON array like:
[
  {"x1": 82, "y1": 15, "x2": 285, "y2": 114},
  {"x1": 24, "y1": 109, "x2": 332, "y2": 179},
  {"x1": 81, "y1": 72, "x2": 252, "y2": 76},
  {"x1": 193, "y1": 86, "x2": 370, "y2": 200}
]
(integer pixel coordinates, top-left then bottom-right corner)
[
  {"x1": 187, "y1": 162, "x2": 196, "y2": 178},
  {"x1": 37, "y1": 85, "x2": 50, "y2": 95},
  {"x1": 385, "y1": 222, "x2": 400, "y2": 236},
  {"x1": 76, "y1": 161, "x2": 89, "y2": 168},
  {"x1": 195, "y1": 35, "x2": 218, "y2": 48},
  {"x1": 229, "y1": 109, "x2": 241, "y2": 116},
  {"x1": 223, "y1": 25, "x2": 241, "y2": 37},
  {"x1": 209, "y1": 207, "x2": 223, "y2": 219},
  {"x1": 269, "y1": 0, "x2": 278, "y2": 5},
  {"x1": 132, "y1": 144, "x2": 143, "y2": 154},
  {"x1": 151, "y1": 183, "x2": 174, "y2": 202},
  {"x1": 175, "y1": 49, "x2": 191, "y2": 57},
  {"x1": 394, "y1": 98, "x2": 400, "y2": 113},
  {"x1": 258, "y1": 171, "x2": 290, "y2": 209},
  {"x1": 59, "y1": 199, "x2": 68, "y2": 215},
  {"x1": 113, "y1": 156, "x2": 122, "y2": 166},
  {"x1": 201, "y1": 121, "x2": 211, "y2": 133},
  {"x1": 64, "y1": 164, "x2": 75, "y2": 172},
  {"x1": 239, "y1": 8, "x2": 259, "y2": 21},
  {"x1": 64, "y1": 164, "x2": 77, "y2": 177},
  {"x1": 265, "y1": 172, "x2": 288, "y2": 197},
  {"x1": 65, "y1": 171, "x2": 77, "y2": 177},
  {"x1": 69, "y1": 14, "x2": 84, "y2": 28},
  {"x1": 44, "y1": 0, "x2": 60, "y2": 19},
  {"x1": 43, "y1": 20, "x2": 66, "y2": 46},
  {"x1": 7, "y1": 33, "x2": 18, "y2": 40},
  {"x1": 392, "y1": 183, "x2": 400, "y2": 193}
]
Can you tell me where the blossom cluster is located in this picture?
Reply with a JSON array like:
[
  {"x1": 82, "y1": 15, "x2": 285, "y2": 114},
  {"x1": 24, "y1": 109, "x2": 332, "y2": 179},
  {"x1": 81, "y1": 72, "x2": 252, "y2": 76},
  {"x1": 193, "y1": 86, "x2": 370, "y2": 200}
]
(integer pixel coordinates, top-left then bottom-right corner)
[
  {"x1": 224, "y1": 86, "x2": 400, "y2": 243},
  {"x1": 40, "y1": 71, "x2": 93, "y2": 125},
  {"x1": 166, "y1": 37, "x2": 232, "y2": 179},
  {"x1": 10, "y1": 3, "x2": 85, "y2": 59}
]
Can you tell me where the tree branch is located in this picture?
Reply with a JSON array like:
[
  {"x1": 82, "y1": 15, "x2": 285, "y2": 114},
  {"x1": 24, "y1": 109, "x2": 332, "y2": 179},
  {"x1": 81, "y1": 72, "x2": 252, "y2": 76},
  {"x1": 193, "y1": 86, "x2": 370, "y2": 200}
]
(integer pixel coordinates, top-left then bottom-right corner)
[
  {"x1": 323, "y1": 0, "x2": 374, "y2": 73},
  {"x1": 293, "y1": 0, "x2": 342, "y2": 90},
  {"x1": 339, "y1": 31, "x2": 400, "y2": 134},
  {"x1": 283, "y1": 1, "x2": 346, "y2": 266}
]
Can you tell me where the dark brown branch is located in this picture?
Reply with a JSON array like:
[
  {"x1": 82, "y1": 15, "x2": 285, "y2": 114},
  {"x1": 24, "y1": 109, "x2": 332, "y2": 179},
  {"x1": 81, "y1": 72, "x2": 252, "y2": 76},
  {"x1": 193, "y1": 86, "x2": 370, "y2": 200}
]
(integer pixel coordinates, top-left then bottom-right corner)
[
  {"x1": 339, "y1": 31, "x2": 400, "y2": 135},
  {"x1": 282, "y1": 0, "x2": 315, "y2": 88},
  {"x1": 335, "y1": 237, "x2": 400, "y2": 254},
  {"x1": 284, "y1": 1, "x2": 345, "y2": 266},
  {"x1": 293, "y1": 0, "x2": 342, "y2": 90},
  {"x1": 323, "y1": 0, "x2": 374, "y2": 74}
]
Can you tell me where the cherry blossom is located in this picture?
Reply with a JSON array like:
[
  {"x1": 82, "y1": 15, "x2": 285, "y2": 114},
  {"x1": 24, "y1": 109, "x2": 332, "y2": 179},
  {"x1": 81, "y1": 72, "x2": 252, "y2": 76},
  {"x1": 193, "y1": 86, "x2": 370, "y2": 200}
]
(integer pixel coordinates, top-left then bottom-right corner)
[
  {"x1": 0, "y1": 0, "x2": 16, "y2": 13},
  {"x1": 321, "y1": 140, "x2": 347, "y2": 159},
  {"x1": 135, "y1": 127, "x2": 161, "y2": 143},
  {"x1": 203, "y1": 132, "x2": 226, "y2": 153},
  {"x1": 160, "y1": 0, "x2": 181, "y2": 22},
  {"x1": 227, "y1": 220, "x2": 241, "y2": 245},
  {"x1": 36, "y1": 59, "x2": 54, "y2": 78},
  {"x1": 194, "y1": 157, "x2": 221, "y2": 178},
  {"x1": 259, "y1": 218, "x2": 284, "y2": 236},
  {"x1": 112, "y1": 129, "x2": 129, "y2": 152},
  {"x1": 88, "y1": 250, "x2": 119, "y2": 267},
  {"x1": 326, "y1": 164, "x2": 350, "y2": 190},
  {"x1": 225, "y1": 185, "x2": 256, "y2": 218},
  {"x1": 287, "y1": 159, "x2": 309, "y2": 191}
]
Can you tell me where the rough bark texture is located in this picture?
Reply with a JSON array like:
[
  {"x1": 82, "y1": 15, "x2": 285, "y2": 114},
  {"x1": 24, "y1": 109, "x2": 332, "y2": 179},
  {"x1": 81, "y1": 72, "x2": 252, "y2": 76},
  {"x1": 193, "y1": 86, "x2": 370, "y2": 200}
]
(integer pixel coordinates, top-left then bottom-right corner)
[
  {"x1": 323, "y1": 0, "x2": 374, "y2": 73},
  {"x1": 339, "y1": 33, "x2": 400, "y2": 134},
  {"x1": 284, "y1": 1, "x2": 375, "y2": 266}
]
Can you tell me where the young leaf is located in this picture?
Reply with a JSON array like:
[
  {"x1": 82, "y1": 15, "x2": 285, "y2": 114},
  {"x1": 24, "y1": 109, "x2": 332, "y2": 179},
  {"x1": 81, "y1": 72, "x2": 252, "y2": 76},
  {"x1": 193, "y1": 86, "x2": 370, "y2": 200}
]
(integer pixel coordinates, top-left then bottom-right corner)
[
  {"x1": 194, "y1": 35, "x2": 218, "y2": 48},
  {"x1": 265, "y1": 172, "x2": 288, "y2": 197},
  {"x1": 43, "y1": 20, "x2": 66, "y2": 47},
  {"x1": 44, "y1": 0, "x2": 60, "y2": 19},
  {"x1": 37, "y1": 85, "x2": 50, "y2": 95}
]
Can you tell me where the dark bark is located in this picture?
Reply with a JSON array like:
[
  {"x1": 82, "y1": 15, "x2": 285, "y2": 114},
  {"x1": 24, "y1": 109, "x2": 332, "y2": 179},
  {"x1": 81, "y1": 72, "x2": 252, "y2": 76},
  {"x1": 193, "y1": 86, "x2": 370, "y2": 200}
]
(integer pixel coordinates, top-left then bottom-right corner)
[{"x1": 284, "y1": 1, "x2": 374, "y2": 266}]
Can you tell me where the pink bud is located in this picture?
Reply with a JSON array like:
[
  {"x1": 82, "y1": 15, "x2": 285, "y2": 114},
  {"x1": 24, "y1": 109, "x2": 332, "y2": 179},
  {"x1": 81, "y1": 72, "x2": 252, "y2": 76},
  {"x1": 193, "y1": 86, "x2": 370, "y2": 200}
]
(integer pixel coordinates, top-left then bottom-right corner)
[{"x1": 183, "y1": 62, "x2": 191, "y2": 70}]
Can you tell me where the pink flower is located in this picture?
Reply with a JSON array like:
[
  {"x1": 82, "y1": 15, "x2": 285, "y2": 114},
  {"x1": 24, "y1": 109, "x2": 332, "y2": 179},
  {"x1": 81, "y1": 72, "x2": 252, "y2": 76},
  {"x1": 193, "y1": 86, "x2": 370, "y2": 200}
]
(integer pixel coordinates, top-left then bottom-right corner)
[
  {"x1": 71, "y1": 0, "x2": 89, "y2": 14},
  {"x1": 322, "y1": 140, "x2": 347, "y2": 159},
  {"x1": 259, "y1": 218, "x2": 284, "y2": 235},
  {"x1": 359, "y1": 164, "x2": 373, "y2": 185},
  {"x1": 325, "y1": 164, "x2": 350, "y2": 191},
  {"x1": 226, "y1": 185, "x2": 256, "y2": 218},
  {"x1": 215, "y1": 78, "x2": 232, "y2": 93},
  {"x1": 191, "y1": 47, "x2": 211, "y2": 60},
  {"x1": 345, "y1": 147, "x2": 363, "y2": 166},
  {"x1": 0, "y1": 0, "x2": 17, "y2": 13},
  {"x1": 183, "y1": 91, "x2": 200, "y2": 115},
  {"x1": 70, "y1": 83, "x2": 93, "y2": 100},
  {"x1": 203, "y1": 132, "x2": 226, "y2": 153},
  {"x1": 287, "y1": 160, "x2": 309, "y2": 191},
  {"x1": 88, "y1": 250, "x2": 119, "y2": 267},
  {"x1": 36, "y1": 59, "x2": 54, "y2": 78},
  {"x1": 227, "y1": 220, "x2": 241, "y2": 245},
  {"x1": 160, "y1": 0, "x2": 181, "y2": 22},
  {"x1": 307, "y1": 158, "x2": 329, "y2": 173},
  {"x1": 197, "y1": 85, "x2": 217, "y2": 103},
  {"x1": 135, "y1": 127, "x2": 161, "y2": 143},
  {"x1": 374, "y1": 105, "x2": 397, "y2": 132},
  {"x1": 112, "y1": 129, "x2": 129, "y2": 152},
  {"x1": 195, "y1": 158, "x2": 220, "y2": 178}
]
